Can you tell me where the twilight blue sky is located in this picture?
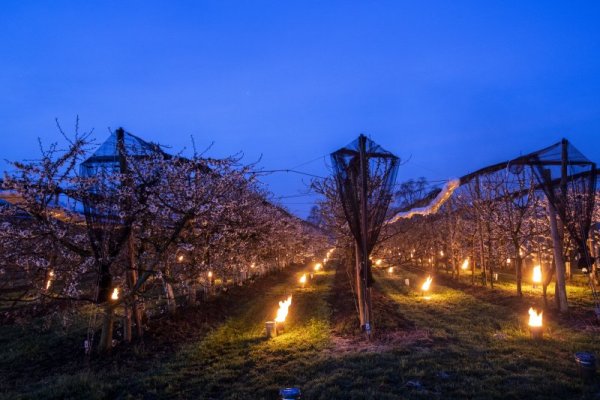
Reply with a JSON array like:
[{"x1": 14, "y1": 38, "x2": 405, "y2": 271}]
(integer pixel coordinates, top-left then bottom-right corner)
[{"x1": 1, "y1": 1, "x2": 600, "y2": 217}]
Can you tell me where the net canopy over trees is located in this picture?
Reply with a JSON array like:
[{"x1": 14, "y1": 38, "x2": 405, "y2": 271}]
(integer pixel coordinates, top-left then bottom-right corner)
[
  {"x1": 331, "y1": 134, "x2": 399, "y2": 335},
  {"x1": 384, "y1": 138, "x2": 599, "y2": 313},
  {"x1": 0, "y1": 125, "x2": 327, "y2": 352}
]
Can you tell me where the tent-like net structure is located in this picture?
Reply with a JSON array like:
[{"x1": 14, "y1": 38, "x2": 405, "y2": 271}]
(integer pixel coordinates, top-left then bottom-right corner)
[
  {"x1": 391, "y1": 139, "x2": 597, "y2": 266},
  {"x1": 331, "y1": 135, "x2": 400, "y2": 257},
  {"x1": 460, "y1": 139, "x2": 597, "y2": 267},
  {"x1": 80, "y1": 128, "x2": 167, "y2": 302},
  {"x1": 388, "y1": 138, "x2": 599, "y2": 310}
]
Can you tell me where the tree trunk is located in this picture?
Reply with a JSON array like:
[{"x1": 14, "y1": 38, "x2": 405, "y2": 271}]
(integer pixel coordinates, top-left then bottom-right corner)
[
  {"x1": 477, "y1": 218, "x2": 487, "y2": 286},
  {"x1": 127, "y1": 234, "x2": 144, "y2": 338},
  {"x1": 188, "y1": 281, "x2": 197, "y2": 305},
  {"x1": 124, "y1": 305, "x2": 132, "y2": 343},
  {"x1": 163, "y1": 264, "x2": 177, "y2": 314},
  {"x1": 354, "y1": 242, "x2": 365, "y2": 328},
  {"x1": 515, "y1": 255, "x2": 523, "y2": 297},
  {"x1": 98, "y1": 304, "x2": 114, "y2": 353},
  {"x1": 486, "y1": 222, "x2": 494, "y2": 289},
  {"x1": 548, "y1": 202, "x2": 569, "y2": 313}
]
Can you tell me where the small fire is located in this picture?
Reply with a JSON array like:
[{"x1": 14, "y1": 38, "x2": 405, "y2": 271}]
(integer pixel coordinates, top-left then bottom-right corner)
[
  {"x1": 440, "y1": 250, "x2": 444, "y2": 257},
  {"x1": 251, "y1": 263, "x2": 256, "y2": 269},
  {"x1": 461, "y1": 259, "x2": 469, "y2": 270},
  {"x1": 387, "y1": 266, "x2": 394, "y2": 274},
  {"x1": 314, "y1": 263, "x2": 322, "y2": 271},
  {"x1": 208, "y1": 271, "x2": 213, "y2": 279},
  {"x1": 421, "y1": 276, "x2": 433, "y2": 292},
  {"x1": 275, "y1": 295, "x2": 292, "y2": 323},
  {"x1": 506, "y1": 258, "x2": 511, "y2": 264},
  {"x1": 111, "y1": 287, "x2": 119, "y2": 300},
  {"x1": 375, "y1": 259, "x2": 382, "y2": 266},
  {"x1": 533, "y1": 265, "x2": 542, "y2": 283},
  {"x1": 528, "y1": 307, "x2": 543, "y2": 327},
  {"x1": 46, "y1": 270, "x2": 54, "y2": 290},
  {"x1": 299, "y1": 273, "x2": 307, "y2": 287},
  {"x1": 177, "y1": 255, "x2": 184, "y2": 262}
]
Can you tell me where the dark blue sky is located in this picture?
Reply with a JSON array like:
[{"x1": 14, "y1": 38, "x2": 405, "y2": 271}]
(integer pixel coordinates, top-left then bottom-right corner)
[{"x1": 2, "y1": 1, "x2": 600, "y2": 217}]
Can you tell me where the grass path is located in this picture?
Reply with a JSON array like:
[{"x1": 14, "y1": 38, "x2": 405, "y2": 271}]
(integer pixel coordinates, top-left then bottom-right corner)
[
  {"x1": 126, "y1": 268, "x2": 334, "y2": 399},
  {"x1": 374, "y1": 267, "x2": 600, "y2": 399},
  {"x1": 3, "y1": 263, "x2": 600, "y2": 399}
]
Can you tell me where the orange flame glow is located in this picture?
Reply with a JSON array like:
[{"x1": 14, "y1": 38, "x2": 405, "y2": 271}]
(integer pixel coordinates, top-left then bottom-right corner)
[
  {"x1": 275, "y1": 295, "x2": 292, "y2": 323},
  {"x1": 533, "y1": 265, "x2": 542, "y2": 283},
  {"x1": 111, "y1": 288, "x2": 119, "y2": 300},
  {"x1": 528, "y1": 307, "x2": 543, "y2": 327},
  {"x1": 299, "y1": 273, "x2": 307, "y2": 286},
  {"x1": 461, "y1": 259, "x2": 469, "y2": 270},
  {"x1": 421, "y1": 276, "x2": 433, "y2": 291}
]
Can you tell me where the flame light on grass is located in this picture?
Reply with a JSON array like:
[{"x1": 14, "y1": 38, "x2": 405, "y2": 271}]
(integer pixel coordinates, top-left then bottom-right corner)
[
  {"x1": 461, "y1": 259, "x2": 469, "y2": 270},
  {"x1": 421, "y1": 275, "x2": 433, "y2": 300},
  {"x1": 45, "y1": 270, "x2": 54, "y2": 290},
  {"x1": 299, "y1": 273, "x2": 307, "y2": 288},
  {"x1": 528, "y1": 307, "x2": 543, "y2": 339},
  {"x1": 275, "y1": 295, "x2": 292, "y2": 323},
  {"x1": 533, "y1": 265, "x2": 542, "y2": 286},
  {"x1": 421, "y1": 276, "x2": 433, "y2": 292},
  {"x1": 267, "y1": 295, "x2": 293, "y2": 338}
]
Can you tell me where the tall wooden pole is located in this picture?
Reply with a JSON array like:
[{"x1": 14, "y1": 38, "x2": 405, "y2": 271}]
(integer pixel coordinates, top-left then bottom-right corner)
[
  {"x1": 543, "y1": 165, "x2": 569, "y2": 313},
  {"x1": 355, "y1": 242, "x2": 365, "y2": 327},
  {"x1": 358, "y1": 135, "x2": 372, "y2": 337}
]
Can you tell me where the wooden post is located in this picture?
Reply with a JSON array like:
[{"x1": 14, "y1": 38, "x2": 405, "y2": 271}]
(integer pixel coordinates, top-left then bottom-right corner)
[
  {"x1": 544, "y1": 166, "x2": 569, "y2": 313},
  {"x1": 358, "y1": 135, "x2": 373, "y2": 338},
  {"x1": 98, "y1": 304, "x2": 114, "y2": 353},
  {"x1": 354, "y1": 242, "x2": 365, "y2": 327}
]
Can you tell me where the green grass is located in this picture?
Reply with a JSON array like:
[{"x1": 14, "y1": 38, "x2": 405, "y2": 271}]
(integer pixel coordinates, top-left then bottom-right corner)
[{"x1": 1, "y1": 263, "x2": 600, "y2": 399}]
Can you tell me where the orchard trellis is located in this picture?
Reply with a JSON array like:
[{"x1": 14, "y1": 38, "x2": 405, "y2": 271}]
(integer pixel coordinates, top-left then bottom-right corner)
[
  {"x1": 0, "y1": 126, "x2": 326, "y2": 353},
  {"x1": 386, "y1": 138, "x2": 599, "y2": 314},
  {"x1": 331, "y1": 134, "x2": 399, "y2": 337}
]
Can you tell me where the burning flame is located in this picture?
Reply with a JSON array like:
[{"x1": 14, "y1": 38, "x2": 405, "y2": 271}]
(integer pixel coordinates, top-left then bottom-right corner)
[
  {"x1": 533, "y1": 265, "x2": 542, "y2": 283},
  {"x1": 275, "y1": 295, "x2": 292, "y2": 323},
  {"x1": 528, "y1": 307, "x2": 543, "y2": 327},
  {"x1": 375, "y1": 259, "x2": 382, "y2": 266},
  {"x1": 314, "y1": 263, "x2": 322, "y2": 271},
  {"x1": 440, "y1": 250, "x2": 444, "y2": 257},
  {"x1": 46, "y1": 270, "x2": 54, "y2": 290},
  {"x1": 461, "y1": 259, "x2": 469, "y2": 270},
  {"x1": 208, "y1": 271, "x2": 213, "y2": 279},
  {"x1": 111, "y1": 287, "x2": 119, "y2": 300},
  {"x1": 387, "y1": 266, "x2": 394, "y2": 274},
  {"x1": 421, "y1": 276, "x2": 433, "y2": 291},
  {"x1": 299, "y1": 273, "x2": 307, "y2": 286}
]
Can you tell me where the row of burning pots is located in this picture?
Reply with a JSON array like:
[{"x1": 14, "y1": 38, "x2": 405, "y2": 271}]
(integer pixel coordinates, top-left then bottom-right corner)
[
  {"x1": 399, "y1": 273, "x2": 547, "y2": 340},
  {"x1": 265, "y1": 262, "x2": 325, "y2": 338}
]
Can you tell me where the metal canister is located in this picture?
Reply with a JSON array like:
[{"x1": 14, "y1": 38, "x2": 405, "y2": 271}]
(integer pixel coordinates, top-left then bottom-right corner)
[{"x1": 279, "y1": 387, "x2": 301, "y2": 399}]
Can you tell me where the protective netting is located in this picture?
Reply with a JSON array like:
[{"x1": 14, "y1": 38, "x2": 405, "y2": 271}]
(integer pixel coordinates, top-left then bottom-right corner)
[
  {"x1": 80, "y1": 128, "x2": 166, "y2": 302},
  {"x1": 459, "y1": 139, "x2": 597, "y2": 268},
  {"x1": 331, "y1": 135, "x2": 400, "y2": 256},
  {"x1": 391, "y1": 140, "x2": 597, "y2": 267}
]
